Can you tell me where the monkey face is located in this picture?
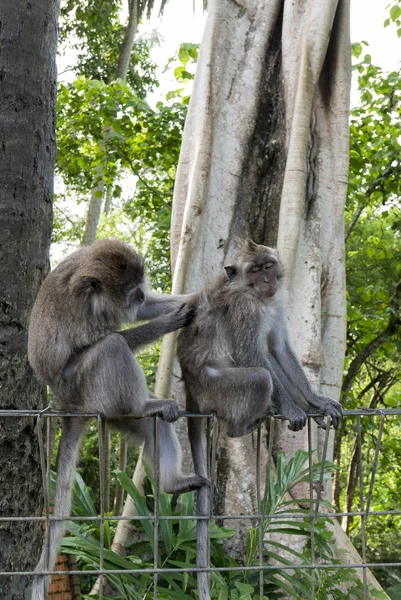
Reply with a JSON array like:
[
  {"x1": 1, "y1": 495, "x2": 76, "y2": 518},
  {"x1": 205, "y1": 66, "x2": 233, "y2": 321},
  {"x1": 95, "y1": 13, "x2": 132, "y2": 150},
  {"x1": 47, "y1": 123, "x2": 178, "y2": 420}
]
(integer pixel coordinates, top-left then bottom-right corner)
[
  {"x1": 245, "y1": 259, "x2": 282, "y2": 297},
  {"x1": 225, "y1": 241, "x2": 283, "y2": 299}
]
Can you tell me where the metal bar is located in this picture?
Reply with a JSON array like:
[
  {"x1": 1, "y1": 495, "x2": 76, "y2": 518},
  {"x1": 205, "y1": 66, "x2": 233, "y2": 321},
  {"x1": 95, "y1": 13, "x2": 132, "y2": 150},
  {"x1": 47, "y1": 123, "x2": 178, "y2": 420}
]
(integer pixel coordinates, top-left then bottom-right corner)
[
  {"x1": 3, "y1": 506, "x2": 401, "y2": 523},
  {"x1": 314, "y1": 417, "x2": 331, "y2": 519},
  {"x1": 307, "y1": 419, "x2": 316, "y2": 598},
  {"x1": 209, "y1": 415, "x2": 218, "y2": 578},
  {"x1": 256, "y1": 425, "x2": 263, "y2": 600},
  {"x1": 3, "y1": 406, "x2": 400, "y2": 598},
  {"x1": 36, "y1": 409, "x2": 50, "y2": 598},
  {"x1": 153, "y1": 415, "x2": 160, "y2": 600},
  {"x1": 357, "y1": 415, "x2": 368, "y2": 599},
  {"x1": 98, "y1": 415, "x2": 106, "y2": 600},
  {"x1": 365, "y1": 412, "x2": 385, "y2": 518},
  {"x1": 5, "y1": 560, "x2": 401, "y2": 577},
  {"x1": 3, "y1": 408, "x2": 401, "y2": 418}
]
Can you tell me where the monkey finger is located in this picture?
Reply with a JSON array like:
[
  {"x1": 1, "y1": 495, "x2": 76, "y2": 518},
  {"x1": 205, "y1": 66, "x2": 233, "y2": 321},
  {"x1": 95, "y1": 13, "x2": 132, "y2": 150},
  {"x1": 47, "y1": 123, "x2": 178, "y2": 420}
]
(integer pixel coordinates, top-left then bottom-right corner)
[
  {"x1": 287, "y1": 418, "x2": 306, "y2": 432},
  {"x1": 330, "y1": 414, "x2": 341, "y2": 429},
  {"x1": 158, "y1": 401, "x2": 180, "y2": 422}
]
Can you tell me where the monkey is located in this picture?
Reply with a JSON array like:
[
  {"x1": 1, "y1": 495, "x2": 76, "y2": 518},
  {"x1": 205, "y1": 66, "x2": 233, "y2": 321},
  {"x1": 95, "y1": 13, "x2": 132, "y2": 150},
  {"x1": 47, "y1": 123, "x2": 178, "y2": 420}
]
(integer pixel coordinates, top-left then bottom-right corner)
[
  {"x1": 177, "y1": 239, "x2": 343, "y2": 437},
  {"x1": 28, "y1": 239, "x2": 208, "y2": 600},
  {"x1": 176, "y1": 240, "x2": 343, "y2": 599}
]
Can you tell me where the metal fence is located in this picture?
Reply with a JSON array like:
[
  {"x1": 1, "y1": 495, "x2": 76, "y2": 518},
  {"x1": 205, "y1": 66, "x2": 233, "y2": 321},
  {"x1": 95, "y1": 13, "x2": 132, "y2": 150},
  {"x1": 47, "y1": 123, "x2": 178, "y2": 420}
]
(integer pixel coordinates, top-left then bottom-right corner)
[{"x1": 1, "y1": 407, "x2": 401, "y2": 599}]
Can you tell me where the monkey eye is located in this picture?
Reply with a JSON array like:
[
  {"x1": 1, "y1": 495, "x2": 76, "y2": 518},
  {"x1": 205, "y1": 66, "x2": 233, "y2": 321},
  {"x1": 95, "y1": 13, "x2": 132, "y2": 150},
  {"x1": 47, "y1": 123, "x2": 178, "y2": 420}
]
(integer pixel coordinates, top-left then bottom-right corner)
[
  {"x1": 250, "y1": 266, "x2": 261, "y2": 273},
  {"x1": 264, "y1": 262, "x2": 274, "y2": 269}
]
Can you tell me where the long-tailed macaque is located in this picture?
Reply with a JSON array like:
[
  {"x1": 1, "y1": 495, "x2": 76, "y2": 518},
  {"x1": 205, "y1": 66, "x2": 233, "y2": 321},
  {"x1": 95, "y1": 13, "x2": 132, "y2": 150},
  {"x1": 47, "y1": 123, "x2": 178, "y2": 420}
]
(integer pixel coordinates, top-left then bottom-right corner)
[
  {"x1": 177, "y1": 238, "x2": 343, "y2": 439},
  {"x1": 28, "y1": 239, "x2": 207, "y2": 600},
  {"x1": 176, "y1": 239, "x2": 342, "y2": 599}
]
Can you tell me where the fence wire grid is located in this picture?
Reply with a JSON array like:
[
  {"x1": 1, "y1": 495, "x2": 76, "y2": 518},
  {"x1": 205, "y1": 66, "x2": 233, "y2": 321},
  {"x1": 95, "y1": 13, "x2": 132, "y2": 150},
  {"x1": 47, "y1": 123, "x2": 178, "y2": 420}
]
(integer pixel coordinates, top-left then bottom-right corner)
[{"x1": 1, "y1": 407, "x2": 401, "y2": 600}]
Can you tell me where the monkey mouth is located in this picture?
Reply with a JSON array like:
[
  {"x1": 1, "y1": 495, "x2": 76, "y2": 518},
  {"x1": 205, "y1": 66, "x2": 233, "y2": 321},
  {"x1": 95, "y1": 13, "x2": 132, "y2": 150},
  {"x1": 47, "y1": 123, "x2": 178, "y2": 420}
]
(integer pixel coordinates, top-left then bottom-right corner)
[{"x1": 260, "y1": 283, "x2": 277, "y2": 296}]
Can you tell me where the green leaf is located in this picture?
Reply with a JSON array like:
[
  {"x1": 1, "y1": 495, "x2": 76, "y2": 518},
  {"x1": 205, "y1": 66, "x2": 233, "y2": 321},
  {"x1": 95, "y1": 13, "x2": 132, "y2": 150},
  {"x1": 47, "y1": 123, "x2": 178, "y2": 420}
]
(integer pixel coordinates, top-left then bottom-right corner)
[
  {"x1": 114, "y1": 469, "x2": 155, "y2": 551},
  {"x1": 352, "y1": 43, "x2": 363, "y2": 59},
  {"x1": 390, "y1": 5, "x2": 401, "y2": 20}
]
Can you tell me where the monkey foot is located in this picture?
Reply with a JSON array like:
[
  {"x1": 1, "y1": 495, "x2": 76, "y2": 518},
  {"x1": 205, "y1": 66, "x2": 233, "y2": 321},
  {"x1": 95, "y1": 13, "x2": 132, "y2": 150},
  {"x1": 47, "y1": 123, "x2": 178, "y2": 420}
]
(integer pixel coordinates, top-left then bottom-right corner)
[{"x1": 164, "y1": 475, "x2": 210, "y2": 495}]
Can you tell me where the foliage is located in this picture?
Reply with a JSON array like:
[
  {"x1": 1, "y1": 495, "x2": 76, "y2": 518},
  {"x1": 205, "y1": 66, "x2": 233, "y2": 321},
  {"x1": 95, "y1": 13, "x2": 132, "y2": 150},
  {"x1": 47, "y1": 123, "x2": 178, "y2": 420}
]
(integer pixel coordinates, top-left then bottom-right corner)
[
  {"x1": 346, "y1": 49, "x2": 401, "y2": 386},
  {"x1": 59, "y1": 0, "x2": 159, "y2": 93},
  {"x1": 335, "y1": 32, "x2": 401, "y2": 592},
  {"x1": 58, "y1": 452, "x2": 377, "y2": 599},
  {"x1": 54, "y1": 42, "x2": 198, "y2": 286}
]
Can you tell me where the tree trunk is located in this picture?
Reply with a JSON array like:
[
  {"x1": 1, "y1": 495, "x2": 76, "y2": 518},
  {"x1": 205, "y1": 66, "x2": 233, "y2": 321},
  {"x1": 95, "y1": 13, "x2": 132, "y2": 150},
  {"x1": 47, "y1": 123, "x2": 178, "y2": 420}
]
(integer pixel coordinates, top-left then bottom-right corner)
[
  {"x1": 158, "y1": 0, "x2": 350, "y2": 506},
  {"x1": 113, "y1": 1, "x2": 387, "y2": 596},
  {"x1": 0, "y1": 0, "x2": 59, "y2": 598}
]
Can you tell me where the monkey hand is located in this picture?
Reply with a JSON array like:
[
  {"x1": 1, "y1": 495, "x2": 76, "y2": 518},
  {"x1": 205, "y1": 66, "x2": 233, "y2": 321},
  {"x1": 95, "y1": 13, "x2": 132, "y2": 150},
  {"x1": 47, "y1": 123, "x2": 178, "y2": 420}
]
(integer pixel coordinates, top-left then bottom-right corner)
[
  {"x1": 157, "y1": 400, "x2": 181, "y2": 422},
  {"x1": 309, "y1": 395, "x2": 343, "y2": 430},
  {"x1": 286, "y1": 405, "x2": 308, "y2": 432},
  {"x1": 165, "y1": 303, "x2": 195, "y2": 332}
]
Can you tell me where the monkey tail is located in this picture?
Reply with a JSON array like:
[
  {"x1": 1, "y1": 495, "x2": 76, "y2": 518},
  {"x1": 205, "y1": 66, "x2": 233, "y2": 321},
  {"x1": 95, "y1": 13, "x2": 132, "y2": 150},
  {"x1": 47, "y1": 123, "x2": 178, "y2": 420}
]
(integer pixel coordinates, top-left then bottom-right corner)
[
  {"x1": 31, "y1": 417, "x2": 88, "y2": 600},
  {"x1": 186, "y1": 389, "x2": 211, "y2": 600}
]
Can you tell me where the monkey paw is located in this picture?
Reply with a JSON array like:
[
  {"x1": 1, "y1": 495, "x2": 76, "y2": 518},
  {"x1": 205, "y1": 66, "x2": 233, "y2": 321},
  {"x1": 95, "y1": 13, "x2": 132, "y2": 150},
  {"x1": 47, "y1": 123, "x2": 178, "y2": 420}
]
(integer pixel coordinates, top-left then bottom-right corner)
[
  {"x1": 158, "y1": 401, "x2": 180, "y2": 423},
  {"x1": 167, "y1": 304, "x2": 196, "y2": 331},
  {"x1": 286, "y1": 407, "x2": 307, "y2": 432},
  {"x1": 313, "y1": 395, "x2": 343, "y2": 430}
]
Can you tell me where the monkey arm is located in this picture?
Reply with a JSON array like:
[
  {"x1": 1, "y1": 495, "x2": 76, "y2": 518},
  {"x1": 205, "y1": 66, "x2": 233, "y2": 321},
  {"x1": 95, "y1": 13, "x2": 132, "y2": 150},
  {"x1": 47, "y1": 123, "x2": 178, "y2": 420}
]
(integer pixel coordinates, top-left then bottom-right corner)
[
  {"x1": 268, "y1": 314, "x2": 342, "y2": 429},
  {"x1": 118, "y1": 304, "x2": 194, "y2": 351},
  {"x1": 136, "y1": 291, "x2": 196, "y2": 320},
  {"x1": 261, "y1": 356, "x2": 308, "y2": 431}
]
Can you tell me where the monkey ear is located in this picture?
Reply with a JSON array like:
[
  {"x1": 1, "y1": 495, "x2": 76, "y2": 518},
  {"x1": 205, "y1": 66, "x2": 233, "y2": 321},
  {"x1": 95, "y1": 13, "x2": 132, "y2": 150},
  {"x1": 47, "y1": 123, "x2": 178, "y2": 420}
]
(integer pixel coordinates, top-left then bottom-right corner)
[
  {"x1": 78, "y1": 276, "x2": 101, "y2": 295},
  {"x1": 224, "y1": 265, "x2": 237, "y2": 281}
]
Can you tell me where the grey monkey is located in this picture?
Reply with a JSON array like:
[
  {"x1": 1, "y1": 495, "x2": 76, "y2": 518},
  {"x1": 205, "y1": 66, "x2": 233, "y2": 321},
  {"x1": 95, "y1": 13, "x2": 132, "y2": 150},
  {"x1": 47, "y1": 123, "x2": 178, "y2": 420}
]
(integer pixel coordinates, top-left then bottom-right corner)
[
  {"x1": 177, "y1": 239, "x2": 343, "y2": 437},
  {"x1": 176, "y1": 239, "x2": 343, "y2": 598},
  {"x1": 28, "y1": 239, "x2": 207, "y2": 600}
]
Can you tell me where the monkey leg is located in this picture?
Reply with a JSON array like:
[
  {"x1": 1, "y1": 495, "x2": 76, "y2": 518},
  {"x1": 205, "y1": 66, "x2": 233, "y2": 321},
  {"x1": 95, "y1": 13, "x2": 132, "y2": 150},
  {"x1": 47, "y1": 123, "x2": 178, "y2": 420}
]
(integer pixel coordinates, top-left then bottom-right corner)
[
  {"x1": 31, "y1": 417, "x2": 88, "y2": 600},
  {"x1": 188, "y1": 415, "x2": 211, "y2": 599},
  {"x1": 111, "y1": 417, "x2": 209, "y2": 495},
  {"x1": 202, "y1": 366, "x2": 273, "y2": 437}
]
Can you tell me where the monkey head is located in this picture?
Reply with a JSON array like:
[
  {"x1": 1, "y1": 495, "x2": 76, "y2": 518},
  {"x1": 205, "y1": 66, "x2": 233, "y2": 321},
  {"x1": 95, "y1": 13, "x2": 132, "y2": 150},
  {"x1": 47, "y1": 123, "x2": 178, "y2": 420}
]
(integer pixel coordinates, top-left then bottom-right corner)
[
  {"x1": 224, "y1": 239, "x2": 283, "y2": 298},
  {"x1": 72, "y1": 239, "x2": 146, "y2": 322}
]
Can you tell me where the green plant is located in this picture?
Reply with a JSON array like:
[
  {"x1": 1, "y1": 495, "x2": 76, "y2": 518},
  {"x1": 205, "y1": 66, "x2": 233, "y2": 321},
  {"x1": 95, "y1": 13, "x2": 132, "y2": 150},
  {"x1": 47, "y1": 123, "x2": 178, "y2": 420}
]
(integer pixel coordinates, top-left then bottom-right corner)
[{"x1": 58, "y1": 452, "x2": 385, "y2": 599}]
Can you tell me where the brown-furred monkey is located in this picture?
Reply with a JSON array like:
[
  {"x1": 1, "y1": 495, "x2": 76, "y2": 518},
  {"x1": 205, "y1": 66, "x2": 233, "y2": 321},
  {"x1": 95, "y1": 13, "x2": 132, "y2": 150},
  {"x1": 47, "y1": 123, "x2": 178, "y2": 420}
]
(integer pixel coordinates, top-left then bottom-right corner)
[{"x1": 28, "y1": 239, "x2": 207, "y2": 600}]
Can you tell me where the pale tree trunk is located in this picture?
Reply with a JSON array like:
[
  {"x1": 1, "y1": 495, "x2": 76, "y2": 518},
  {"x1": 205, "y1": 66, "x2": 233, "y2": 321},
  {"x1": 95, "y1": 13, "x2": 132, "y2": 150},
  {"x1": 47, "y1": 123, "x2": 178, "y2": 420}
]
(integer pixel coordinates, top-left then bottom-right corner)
[
  {"x1": 81, "y1": 0, "x2": 139, "y2": 245},
  {"x1": 111, "y1": 1, "x2": 387, "y2": 596},
  {"x1": 0, "y1": 0, "x2": 59, "y2": 598}
]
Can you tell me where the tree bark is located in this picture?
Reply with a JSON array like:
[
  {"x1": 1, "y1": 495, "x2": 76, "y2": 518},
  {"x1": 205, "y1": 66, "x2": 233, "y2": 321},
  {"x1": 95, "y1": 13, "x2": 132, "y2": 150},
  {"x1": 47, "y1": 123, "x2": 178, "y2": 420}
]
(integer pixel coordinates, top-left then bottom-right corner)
[{"x1": 0, "y1": 0, "x2": 59, "y2": 598}]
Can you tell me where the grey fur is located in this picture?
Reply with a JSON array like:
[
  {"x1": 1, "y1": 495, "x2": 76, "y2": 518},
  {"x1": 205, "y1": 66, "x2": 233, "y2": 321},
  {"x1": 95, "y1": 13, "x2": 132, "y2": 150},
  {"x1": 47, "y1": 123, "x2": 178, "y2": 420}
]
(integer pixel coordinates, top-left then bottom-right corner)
[{"x1": 28, "y1": 239, "x2": 207, "y2": 600}]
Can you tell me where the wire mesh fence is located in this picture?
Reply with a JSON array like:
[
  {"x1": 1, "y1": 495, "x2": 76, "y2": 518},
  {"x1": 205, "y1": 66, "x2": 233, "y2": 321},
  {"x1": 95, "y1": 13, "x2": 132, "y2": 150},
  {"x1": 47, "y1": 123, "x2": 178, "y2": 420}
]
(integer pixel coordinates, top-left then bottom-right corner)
[{"x1": 1, "y1": 407, "x2": 401, "y2": 599}]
